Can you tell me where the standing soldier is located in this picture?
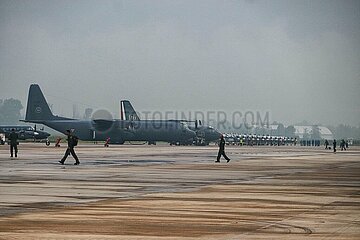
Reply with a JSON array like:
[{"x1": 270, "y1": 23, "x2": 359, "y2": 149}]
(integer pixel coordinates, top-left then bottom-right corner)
[
  {"x1": 341, "y1": 139, "x2": 346, "y2": 151},
  {"x1": 8, "y1": 128, "x2": 18, "y2": 158},
  {"x1": 333, "y1": 139, "x2": 337, "y2": 153},
  {"x1": 324, "y1": 139, "x2": 329, "y2": 149},
  {"x1": 59, "y1": 130, "x2": 80, "y2": 165},
  {"x1": 216, "y1": 135, "x2": 230, "y2": 163}
]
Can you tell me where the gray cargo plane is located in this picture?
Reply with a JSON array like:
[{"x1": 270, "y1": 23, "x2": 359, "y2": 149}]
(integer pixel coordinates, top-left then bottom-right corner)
[
  {"x1": 120, "y1": 100, "x2": 221, "y2": 145},
  {"x1": 23, "y1": 84, "x2": 196, "y2": 144}
]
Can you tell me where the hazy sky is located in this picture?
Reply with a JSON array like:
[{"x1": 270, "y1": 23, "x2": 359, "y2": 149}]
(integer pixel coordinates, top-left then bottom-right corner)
[{"x1": 1, "y1": 0, "x2": 359, "y2": 126}]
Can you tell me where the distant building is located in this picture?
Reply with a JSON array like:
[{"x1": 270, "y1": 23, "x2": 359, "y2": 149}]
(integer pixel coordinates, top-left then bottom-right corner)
[
  {"x1": 241, "y1": 123, "x2": 334, "y2": 140},
  {"x1": 253, "y1": 124, "x2": 334, "y2": 139},
  {"x1": 293, "y1": 125, "x2": 333, "y2": 140}
]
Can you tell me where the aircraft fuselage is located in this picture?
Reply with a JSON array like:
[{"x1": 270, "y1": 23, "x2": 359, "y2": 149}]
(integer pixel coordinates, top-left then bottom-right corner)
[{"x1": 38, "y1": 119, "x2": 195, "y2": 144}]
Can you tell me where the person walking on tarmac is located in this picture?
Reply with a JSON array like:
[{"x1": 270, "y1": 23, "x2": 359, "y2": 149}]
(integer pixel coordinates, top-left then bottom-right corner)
[
  {"x1": 216, "y1": 135, "x2": 230, "y2": 163},
  {"x1": 59, "y1": 129, "x2": 80, "y2": 165},
  {"x1": 333, "y1": 139, "x2": 337, "y2": 153},
  {"x1": 9, "y1": 128, "x2": 18, "y2": 158}
]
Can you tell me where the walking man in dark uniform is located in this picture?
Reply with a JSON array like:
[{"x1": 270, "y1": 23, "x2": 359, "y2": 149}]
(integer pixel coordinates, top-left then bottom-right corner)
[
  {"x1": 333, "y1": 139, "x2": 337, "y2": 153},
  {"x1": 59, "y1": 130, "x2": 80, "y2": 165},
  {"x1": 9, "y1": 128, "x2": 18, "y2": 158},
  {"x1": 216, "y1": 135, "x2": 230, "y2": 163}
]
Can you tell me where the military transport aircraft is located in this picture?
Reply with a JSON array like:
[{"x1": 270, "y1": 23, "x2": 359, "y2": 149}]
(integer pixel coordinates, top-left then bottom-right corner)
[
  {"x1": 0, "y1": 125, "x2": 50, "y2": 144},
  {"x1": 23, "y1": 84, "x2": 196, "y2": 144},
  {"x1": 120, "y1": 100, "x2": 221, "y2": 145}
]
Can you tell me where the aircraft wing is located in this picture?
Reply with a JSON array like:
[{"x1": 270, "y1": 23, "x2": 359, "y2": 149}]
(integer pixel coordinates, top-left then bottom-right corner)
[{"x1": 168, "y1": 119, "x2": 196, "y2": 122}]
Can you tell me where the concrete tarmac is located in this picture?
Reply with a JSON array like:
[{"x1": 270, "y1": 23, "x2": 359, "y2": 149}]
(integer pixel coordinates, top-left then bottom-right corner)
[{"x1": 0, "y1": 143, "x2": 359, "y2": 239}]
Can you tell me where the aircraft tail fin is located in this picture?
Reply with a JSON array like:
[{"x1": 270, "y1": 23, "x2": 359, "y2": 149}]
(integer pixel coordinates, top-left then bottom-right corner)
[
  {"x1": 25, "y1": 84, "x2": 58, "y2": 121},
  {"x1": 120, "y1": 100, "x2": 140, "y2": 121}
]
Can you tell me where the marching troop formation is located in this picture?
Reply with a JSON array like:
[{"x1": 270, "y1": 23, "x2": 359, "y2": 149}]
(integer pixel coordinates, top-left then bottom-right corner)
[{"x1": 223, "y1": 133, "x2": 298, "y2": 146}]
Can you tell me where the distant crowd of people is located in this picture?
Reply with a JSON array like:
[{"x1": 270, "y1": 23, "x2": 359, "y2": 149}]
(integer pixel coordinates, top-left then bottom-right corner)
[
  {"x1": 300, "y1": 139, "x2": 321, "y2": 146},
  {"x1": 223, "y1": 134, "x2": 298, "y2": 146},
  {"x1": 325, "y1": 139, "x2": 349, "y2": 153}
]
